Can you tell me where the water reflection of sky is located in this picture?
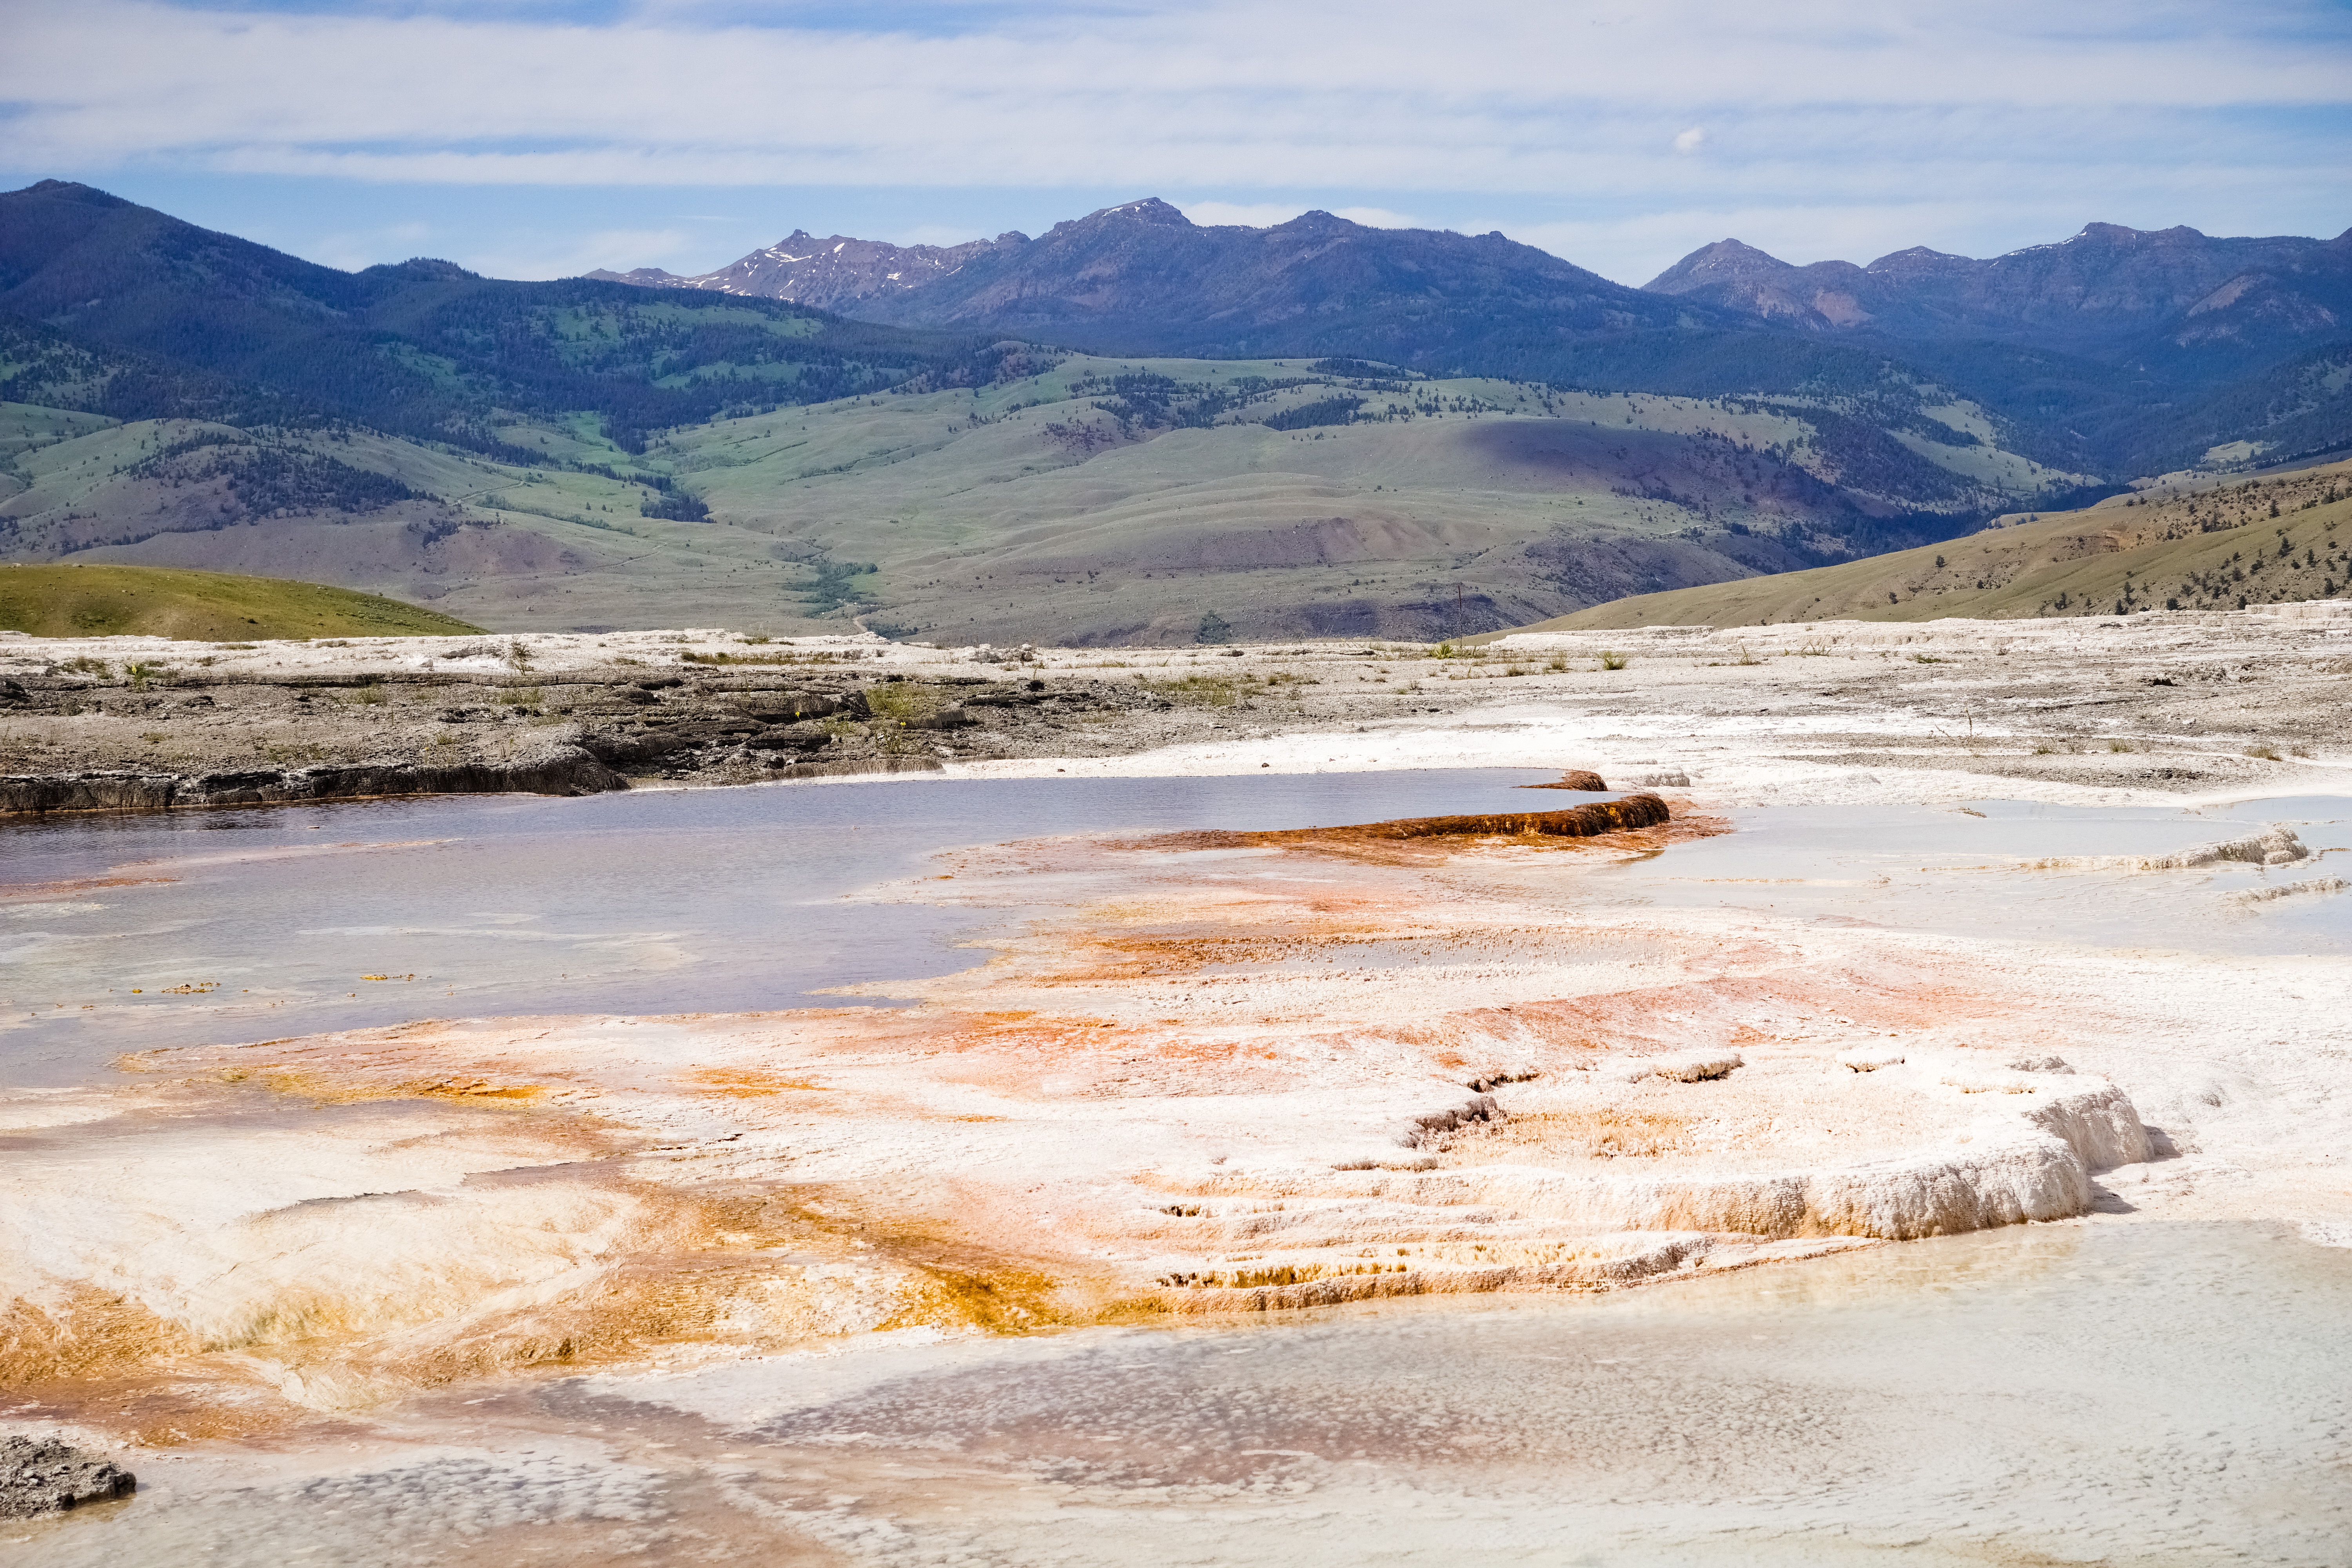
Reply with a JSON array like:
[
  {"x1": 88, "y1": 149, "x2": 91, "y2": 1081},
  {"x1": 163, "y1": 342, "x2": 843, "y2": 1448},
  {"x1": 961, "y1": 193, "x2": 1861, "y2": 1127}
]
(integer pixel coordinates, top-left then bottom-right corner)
[
  {"x1": 4, "y1": 777, "x2": 2344, "y2": 1087},
  {"x1": 0, "y1": 770, "x2": 1566, "y2": 1085},
  {"x1": 688, "y1": 1222, "x2": 2352, "y2": 1566}
]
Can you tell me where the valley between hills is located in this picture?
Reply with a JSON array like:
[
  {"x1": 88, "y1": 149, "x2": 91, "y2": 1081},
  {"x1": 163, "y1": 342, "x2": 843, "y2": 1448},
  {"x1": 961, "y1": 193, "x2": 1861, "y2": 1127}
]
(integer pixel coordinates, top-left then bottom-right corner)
[
  {"x1": 2, "y1": 357, "x2": 2089, "y2": 644},
  {"x1": 6, "y1": 179, "x2": 2352, "y2": 646}
]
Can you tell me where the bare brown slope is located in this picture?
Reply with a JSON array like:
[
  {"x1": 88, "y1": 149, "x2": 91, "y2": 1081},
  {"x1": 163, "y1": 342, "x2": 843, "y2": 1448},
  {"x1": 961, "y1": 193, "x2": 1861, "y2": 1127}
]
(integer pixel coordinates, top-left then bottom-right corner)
[{"x1": 1503, "y1": 458, "x2": 2352, "y2": 631}]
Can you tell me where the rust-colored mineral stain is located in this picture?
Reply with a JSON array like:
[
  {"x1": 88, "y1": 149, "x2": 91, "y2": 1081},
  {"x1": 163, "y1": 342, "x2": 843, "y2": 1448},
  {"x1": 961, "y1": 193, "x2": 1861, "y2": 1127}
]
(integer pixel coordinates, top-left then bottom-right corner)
[
  {"x1": 686, "y1": 1068, "x2": 828, "y2": 1096},
  {"x1": 1111, "y1": 794, "x2": 1722, "y2": 866},
  {"x1": 1250, "y1": 792, "x2": 1670, "y2": 844},
  {"x1": 0, "y1": 1285, "x2": 200, "y2": 1388},
  {"x1": 1521, "y1": 769, "x2": 1610, "y2": 791},
  {"x1": 0, "y1": 875, "x2": 177, "y2": 898},
  {"x1": 402, "y1": 1076, "x2": 546, "y2": 1101},
  {"x1": 48, "y1": 793, "x2": 2102, "y2": 1428},
  {"x1": 236, "y1": 1065, "x2": 551, "y2": 1103}
]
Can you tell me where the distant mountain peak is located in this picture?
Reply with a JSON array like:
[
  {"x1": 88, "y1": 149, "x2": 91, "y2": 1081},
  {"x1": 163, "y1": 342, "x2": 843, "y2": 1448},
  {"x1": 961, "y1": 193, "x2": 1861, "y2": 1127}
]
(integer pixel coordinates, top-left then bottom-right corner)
[
  {"x1": 1862, "y1": 245, "x2": 1971, "y2": 272},
  {"x1": 1044, "y1": 198, "x2": 1195, "y2": 239},
  {"x1": 361, "y1": 257, "x2": 479, "y2": 283},
  {"x1": 2072, "y1": 221, "x2": 2210, "y2": 245},
  {"x1": 1643, "y1": 239, "x2": 1794, "y2": 293},
  {"x1": 1642, "y1": 239, "x2": 1869, "y2": 326},
  {"x1": 7, "y1": 179, "x2": 131, "y2": 210},
  {"x1": 1082, "y1": 197, "x2": 1193, "y2": 227},
  {"x1": 589, "y1": 223, "x2": 1025, "y2": 310},
  {"x1": 1641, "y1": 220, "x2": 2352, "y2": 365},
  {"x1": 584, "y1": 267, "x2": 683, "y2": 285}
]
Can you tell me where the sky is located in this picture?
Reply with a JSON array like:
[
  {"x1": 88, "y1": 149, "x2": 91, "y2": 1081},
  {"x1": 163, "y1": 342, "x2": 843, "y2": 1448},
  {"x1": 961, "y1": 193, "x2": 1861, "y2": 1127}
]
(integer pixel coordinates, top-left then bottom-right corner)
[{"x1": 4, "y1": 0, "x2": 2349, "y2": 285}]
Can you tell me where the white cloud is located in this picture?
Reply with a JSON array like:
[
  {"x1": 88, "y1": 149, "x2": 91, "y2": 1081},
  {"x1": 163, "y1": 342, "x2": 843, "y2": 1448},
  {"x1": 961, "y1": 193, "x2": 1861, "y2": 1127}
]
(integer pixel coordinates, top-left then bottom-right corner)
[
  {"x1": 478, "y1": 227, "x2": 700, "y2": 281},
  {"x1": 1, "y1": 0, "x2": 2344, "y2": 283},
  {"x1": 1183, "y1": 201, "x2": 1316, "y2": 228},
  {"x1": 306, "y1": 220, "x2": 433, "y2": 273},
  {"x1": 7, "y1": 0, "x2": 2346, "y2": 179}
]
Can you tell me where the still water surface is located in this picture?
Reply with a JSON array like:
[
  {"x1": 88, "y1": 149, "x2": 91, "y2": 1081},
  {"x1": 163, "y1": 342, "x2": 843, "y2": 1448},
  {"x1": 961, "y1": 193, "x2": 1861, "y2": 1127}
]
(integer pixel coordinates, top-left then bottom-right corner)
[
  {"x1": 4, "y1": 775, "x2": 2346, "y2": 1087},
  {"x1": 0, "y1": 770, "x2": 1569, "y2": 1084}
]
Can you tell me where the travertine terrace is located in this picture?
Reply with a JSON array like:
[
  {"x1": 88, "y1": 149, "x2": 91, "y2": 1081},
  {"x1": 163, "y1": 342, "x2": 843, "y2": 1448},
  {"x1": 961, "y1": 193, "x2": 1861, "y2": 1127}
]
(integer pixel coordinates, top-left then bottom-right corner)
[
  {"x1": 2, "y1": 603, "x2": 2349, "y2": 1447},
  {"x1": 4, "y1": 599, "x2": 2351, "y2": 811}
]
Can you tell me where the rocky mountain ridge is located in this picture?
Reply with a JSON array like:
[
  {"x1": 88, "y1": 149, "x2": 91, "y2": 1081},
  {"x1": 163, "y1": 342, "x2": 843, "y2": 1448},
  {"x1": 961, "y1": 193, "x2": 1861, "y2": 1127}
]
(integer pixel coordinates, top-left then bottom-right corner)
[
  {"x1": 594, "y1": 197, "x2": 1720, "y2": 361},
  {"x1": 1642, "y1": 222, "x2": 2352, "y2": 372},
  {"x1": 589, "y1": 227, "x2": 1024, "y2": 313},
  {"x1": 605, "y1": 201, "x2": 2352, "y2": 380},
  {"x1": 6, "y1": 180, "x2": 2348, "y2": 641}
]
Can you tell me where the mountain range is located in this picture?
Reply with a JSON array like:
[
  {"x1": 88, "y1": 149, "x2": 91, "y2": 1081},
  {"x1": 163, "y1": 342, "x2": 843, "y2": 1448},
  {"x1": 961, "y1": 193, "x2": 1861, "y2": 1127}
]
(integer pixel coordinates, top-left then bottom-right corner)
[
  {"x1": 599, "y1": 200, "x2": 2352, "y2": 384},
  {"x1": 5, "y1": 179, "x2": 2349, "y2": 641},
  {"x1": 589, "y1": 197, "x2": 1721, "y2": 364},
  {"x1": 588, "y1": 199, "x2": 2352, "y2": 492},
  {"x1": 1644, "y1": 224, "x2": 2352, "y2": 371}
]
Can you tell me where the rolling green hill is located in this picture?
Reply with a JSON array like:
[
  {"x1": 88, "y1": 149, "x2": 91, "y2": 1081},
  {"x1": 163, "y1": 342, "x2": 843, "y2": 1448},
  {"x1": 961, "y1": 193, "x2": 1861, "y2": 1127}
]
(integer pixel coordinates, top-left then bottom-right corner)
[
  {"x1": 0, "y1": 563, "x2": 482, "y2": 640},
  {"x1": 1502, "y1": 458, "x2": 2352, "y2": 632},
  {"x1": 0, "y1": 348, "x2": 2094, "y2": 641},
  {"x1": 651, "y1": 357, "x2": 2092, "y2": 643}
]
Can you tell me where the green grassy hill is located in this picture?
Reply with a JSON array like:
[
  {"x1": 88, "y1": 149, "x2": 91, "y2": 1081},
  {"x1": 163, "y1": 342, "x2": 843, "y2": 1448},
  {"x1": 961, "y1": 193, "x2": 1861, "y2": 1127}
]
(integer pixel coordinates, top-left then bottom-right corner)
[
  {"x1": 0, "y1": 563, "x2": 481, "y2": 640},
  {"x1": 1, "y1": 355, "x2": 2092, "y2": 642},
  {"x1": 652, "y1": 359, "x2": 1951, "y2": 643},
  {"x1": 1499, "y1": 458, "x2": 2352, "y2": 632}
]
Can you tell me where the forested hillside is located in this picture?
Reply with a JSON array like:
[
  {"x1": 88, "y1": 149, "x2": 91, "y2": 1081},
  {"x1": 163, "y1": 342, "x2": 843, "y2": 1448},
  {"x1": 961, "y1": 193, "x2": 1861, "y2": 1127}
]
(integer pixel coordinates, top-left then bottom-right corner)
[{"x1": 0, "y1": 181, "x2": 1009, "y2": 459}]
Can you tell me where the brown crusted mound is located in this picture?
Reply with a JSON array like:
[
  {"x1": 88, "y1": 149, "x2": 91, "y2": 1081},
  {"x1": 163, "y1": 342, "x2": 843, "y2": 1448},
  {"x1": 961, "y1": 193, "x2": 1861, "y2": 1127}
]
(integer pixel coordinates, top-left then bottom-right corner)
[
  {"x1": 1523, "y1": 769, "x2": 1609, "y2": 791},
  {"x1": 1102, "y1": 795, "x2": 1716, "y2": 864},
  {"x1": 1252, "y1": 792, "x2": 1669, "y2": 844},
  {"x1": 0, "y1": 751, "x2": 626, "y2": 816},
  {"x1": 0, "y1": 1434, "x2": 136, "y2": 1518}
]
